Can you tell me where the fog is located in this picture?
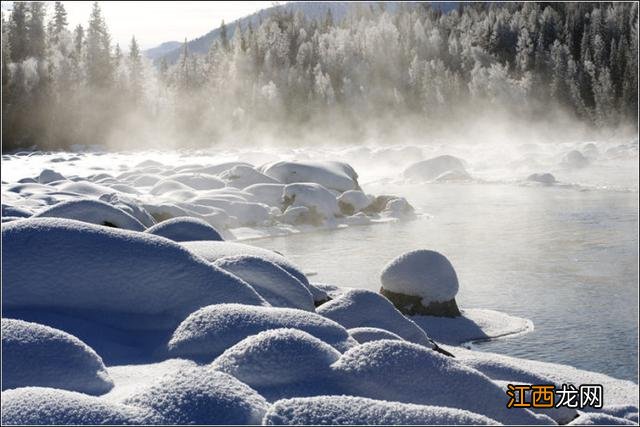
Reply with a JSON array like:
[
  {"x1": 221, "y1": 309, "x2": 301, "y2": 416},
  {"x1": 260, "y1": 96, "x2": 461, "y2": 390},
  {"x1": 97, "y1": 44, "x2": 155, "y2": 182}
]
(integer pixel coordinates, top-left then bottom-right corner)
[{"x1": 2, "y1": 2, "x2": 638, "y2": 153}]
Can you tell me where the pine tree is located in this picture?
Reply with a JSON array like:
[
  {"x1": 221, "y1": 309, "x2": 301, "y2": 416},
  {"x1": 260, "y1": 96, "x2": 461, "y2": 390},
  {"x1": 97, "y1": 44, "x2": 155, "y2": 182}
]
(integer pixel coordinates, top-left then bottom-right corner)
[
  {"x1": 8, "y1": 2, "x2": 28, "y2": 62},
  {"x1": 50, "y1": 1, "x2": 68, "y2": 45},
  {"x1": 85, "y1": 2, "x2": 113, "y2": 88},
  {"x1": 128, "y1": 36, "x2": 143, "y2": 99},
  {"x1": 27, "y1": 1, "x2": 47, "y2": 60}
]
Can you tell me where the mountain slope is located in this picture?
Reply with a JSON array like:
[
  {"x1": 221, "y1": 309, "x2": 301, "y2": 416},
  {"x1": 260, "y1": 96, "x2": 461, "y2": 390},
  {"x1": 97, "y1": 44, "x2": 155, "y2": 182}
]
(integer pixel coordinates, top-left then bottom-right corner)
[{"x1": 146, "y1": 2, "x2": 459, "y2": 65}]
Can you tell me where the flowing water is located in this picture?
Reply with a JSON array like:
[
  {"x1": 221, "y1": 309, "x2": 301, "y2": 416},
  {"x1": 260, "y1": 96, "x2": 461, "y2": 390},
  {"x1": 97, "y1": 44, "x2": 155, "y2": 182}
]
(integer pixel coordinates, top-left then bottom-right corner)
[{"x1": 252, "y1": 182, "x2": 639, "y2": 382}]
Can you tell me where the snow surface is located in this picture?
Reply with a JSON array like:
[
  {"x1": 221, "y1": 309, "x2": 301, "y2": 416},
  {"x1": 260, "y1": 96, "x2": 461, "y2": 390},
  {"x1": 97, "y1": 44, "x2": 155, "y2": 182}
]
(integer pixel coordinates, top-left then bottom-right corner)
[
  {"x1": 1, "y1": 387, "x2": 161, "y2": 425},
  {"x1": 123, "y1": 367, "x2": 269, "y2": 425},
  {"x1": 214, "y1": 255, "x2": 315, "y2": 311},
  {"x1": 2, "y1": 218, "x2": 267, "y2": 333},
  {"x1": 145, "y1": 216, "x2": 223, "y2": 242},
  {"x1": 316, "y1": 288, "x2": 433, "y2": 346},
  {"x1": 263, "y1": 395, "x2": 499, "y2": 425},
  {"x1": 380, "y1": 249, "x2": 459, "y2": 304},
  {"x1": 167, "y1": 304, "x2": 357, "y2": 360},
  {"x1": 2, "y1": 319, "x2": 113, "y2": 395},
  {"x1": 283, "y1": 183, "x2": 341, "y2": 223}
]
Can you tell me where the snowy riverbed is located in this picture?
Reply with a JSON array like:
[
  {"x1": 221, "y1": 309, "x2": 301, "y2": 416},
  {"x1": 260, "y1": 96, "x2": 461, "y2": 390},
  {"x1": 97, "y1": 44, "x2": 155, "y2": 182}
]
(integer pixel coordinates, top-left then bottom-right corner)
[{"x1": 1, "y1": 139, "x2": 638, "y2": 425}]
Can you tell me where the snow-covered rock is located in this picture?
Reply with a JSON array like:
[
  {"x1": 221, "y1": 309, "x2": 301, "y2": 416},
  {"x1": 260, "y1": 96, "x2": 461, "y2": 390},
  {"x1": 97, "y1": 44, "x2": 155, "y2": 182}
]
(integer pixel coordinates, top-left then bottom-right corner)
[
  {"x1": 1, "y1": 204, "x2": 32, "y2": 217},
  {"x1": 283, "y1": 183, "x2": 340, "y2": 224},
  {"x1": 181, "y1": 240, "x2": 310, "y2": 287},
  {"x1": 212, "y1": 328, "x2": 340, "y2": 391},
  {"x1": 123, "y1": 367, "x2": 268, "y2": 425},
  {"x1": 244, "y1": 183, "x2": 286, "y2": 207},
  {"x1": 157, "y1": 173, "x2": 226, "y2": 190},
  {"x1": 149, "y1": 179, "x2": 193, "y2": 196},
  {"x1": 562, "y1": 150, "x2": 589, "y2": 168},
  {"x1": 381, "y1": 197, "x2": 415, "y2": 218},
  {"x1": 316, "y1": 289, "x2": 432, "y2": 346},
  {"x1": 55, "y1": 181, "x2": 115, "y2": 198},
  {"x1": 348, "y1": 327, "x2": 404, "y2": 344},
  {"x1": 214, "y1": 255, "x2": 315, "y2": 311},
  {"x1": 219, "y1": 165, "x2": 279, "y2": 189},
  {"x1": 2, "y1": 319, "x2": 113, "y2": 395},
  {"x1": 1, "y1": 387, "x2": 160, "y2": 425},
  {"x1": 568, "y1": 412, "x2": 635, "y2": 425},
  {"x1": 278, "y1": 206, "x2": 311, "y2": 225},
  {"x1": 33, "y1": 199, "x2": 146, "y2": 231},
  {"x1": 145, "y1": 217, "x2": 223, "y2": 242},
  {"x1": 263, "y1": 395, "x2": 499, "y2": 425},
  {"x1": 403, "y1": 155, "x2": 468, "y2": 181},
  {"x1": 260, "y1": 160, "x2": 359, "y2": 192},
  {"x1": 527, "y1": 173, "x2": 557, "y2": 185},
  {"x1": 37, "y1": 169, "x2": 67, "y2": 184},
  {"x1": 435, "y1": 169, "x2": 472, "y2": 182},
  {"x1": 332, "y1": 340, "x2": 549, "y2": 425},
  {"x1": 2, "y1": 218, "x2": 267, "y2": 332},
  {"x1": 99, "y1": 193, "x2": 156, "y2": 227},
  {"x1": 167, "y1": 304, "x2": 357, "y2": 360},
  {"x1": 380, "y1": 249, "x2": 461, "y2": 317},
  {"x1": 337, "y1": 190, "x2": 373, "y2": 215}
]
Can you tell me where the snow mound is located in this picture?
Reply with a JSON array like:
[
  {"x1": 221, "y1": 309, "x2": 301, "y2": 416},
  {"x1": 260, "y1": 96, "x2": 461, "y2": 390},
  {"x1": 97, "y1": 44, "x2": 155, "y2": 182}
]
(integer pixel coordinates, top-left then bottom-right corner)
[
  {"x1": 38, "y1": 169, "x2": 66, "y2": 184},
  {"x1": 244, "y1": 183, "x2": 286, "y2": 207},
  {"x1": 1, "y1": 387, "x2": 160, "y2": 425},
  {"x1": 263, "y1": 395, "x2": 499, "y2": 425},
  {"x1": 382, "y1": 197, "x2": 415, "y2": 218},
  {"x1": 167, "y1": 304, "x2": 356, "y2": 360},
  {"x1": 33, "y1": 199, "x2": 146, "y2": 231},
  {"x1": 123, "y1": 367, "x2": 268, "y2": 425},
  {"x1": 2, "y1": 218, "x2": 267, "y2": 332},
  {"x1": 380, "y1": 249, "x2": 460, "y2": 314},
  {"x1": 283, "y1": 183, "x2": 340, "y2": 223},
  {"x1": 316, "y1": 288, "x2": 432, "y2": 346},
  {"x1": 145, "y1": 216, "x2": 223, "y2": 242},
  {"x1": 348, "y1": 327, "x2": 404, "y2": 344},
  {"x1": 403, "y1": 155, "x2": 468, "y2": 181},
  {"x1": 212, "y1": 328, "x2": 340, "y2": 388},
  {"x1": 337, "y1": 190, "x2": 373, "y2": 215},
  {"x1": 435, "y1": 169, "x2": 472, "y2": 182},
  {"x1": 260, "y1": 160, "x2": 359, "y2": 192},
  {"x1": 219, "y1": 165, "x2": 279, "y2": 188},
  {"x1": 568, "y1": 412, "x2": 636, "y2": 425},
  {"x1": 99, "y1": 193, "x2": 156, "y2": 227},
  {"x1": 332, "y1": 340, "x2": 548, "y2": 425},
  {"x1": 214, "y1": 255, "x2": 315, "y2": 311},
  {"x1": 2, "y1": 319, "x2": 113, "y2": 395},
  {"x1": 149, "y1": 179, "x2": 193, "y2": 195},
  {"x1": 181, "y1": 240, "x2": 310, "y2": 286},
  {"x1": 55, "y1": 181, "x2": 118, "y2": 197}
]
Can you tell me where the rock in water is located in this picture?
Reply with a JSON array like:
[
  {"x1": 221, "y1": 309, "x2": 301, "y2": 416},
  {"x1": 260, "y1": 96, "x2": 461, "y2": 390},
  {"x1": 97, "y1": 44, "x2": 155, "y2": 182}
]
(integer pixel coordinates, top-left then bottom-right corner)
[
  {"x1": 380, "y1": 249, "x2": 461, "y2": 317},
  {"x1": 403, "y1": 155, "x2": 468, "y2": 181},
  {"x1": 527, "y1": 173, "x2": 556, "y2": 185}
]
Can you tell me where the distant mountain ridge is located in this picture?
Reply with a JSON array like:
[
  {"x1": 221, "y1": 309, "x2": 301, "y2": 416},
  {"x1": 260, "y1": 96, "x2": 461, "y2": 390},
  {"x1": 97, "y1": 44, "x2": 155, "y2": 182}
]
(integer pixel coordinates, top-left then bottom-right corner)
[{"x1": 145, "y1": 2, "x2": 459, "y2": 65}]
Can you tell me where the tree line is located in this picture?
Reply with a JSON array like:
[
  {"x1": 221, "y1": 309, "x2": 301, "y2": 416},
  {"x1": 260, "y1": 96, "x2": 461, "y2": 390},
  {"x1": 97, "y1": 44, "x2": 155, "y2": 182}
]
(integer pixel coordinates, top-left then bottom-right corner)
[{"x1": 2, "y1": 2, "x2": 638, "y2": 150}]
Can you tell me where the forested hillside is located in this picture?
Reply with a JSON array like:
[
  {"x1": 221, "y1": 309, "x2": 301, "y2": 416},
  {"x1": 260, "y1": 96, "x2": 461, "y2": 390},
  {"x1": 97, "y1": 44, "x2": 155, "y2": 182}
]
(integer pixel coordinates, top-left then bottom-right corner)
[{"x1": 2, "y1": 2, "x2": 638, "y2": 150}]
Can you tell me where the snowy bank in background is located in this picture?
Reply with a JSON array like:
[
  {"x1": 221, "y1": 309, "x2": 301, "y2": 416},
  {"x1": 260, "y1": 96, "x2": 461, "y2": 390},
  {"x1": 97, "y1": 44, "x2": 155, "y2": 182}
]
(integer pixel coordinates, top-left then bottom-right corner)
[{"x1": 1, "y1": 157, "x2": 416, "y2": 241}]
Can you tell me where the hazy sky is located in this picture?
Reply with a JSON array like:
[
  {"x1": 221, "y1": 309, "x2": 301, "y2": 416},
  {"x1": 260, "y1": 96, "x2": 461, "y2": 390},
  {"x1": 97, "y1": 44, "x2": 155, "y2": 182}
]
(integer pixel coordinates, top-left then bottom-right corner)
[{"x1": 3, "y1": 1, "x2": 276, "y2": 50}]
